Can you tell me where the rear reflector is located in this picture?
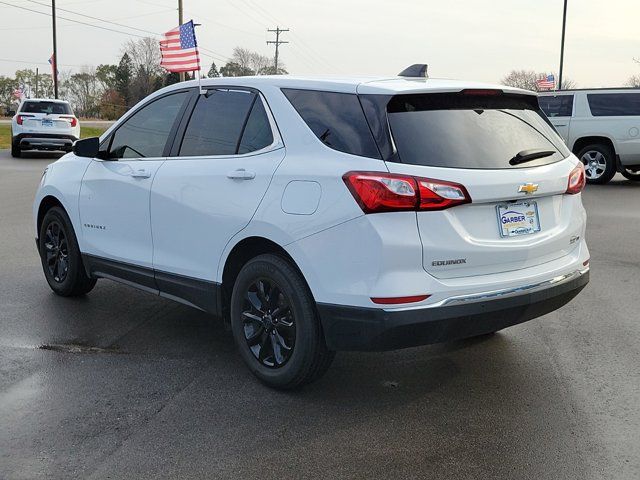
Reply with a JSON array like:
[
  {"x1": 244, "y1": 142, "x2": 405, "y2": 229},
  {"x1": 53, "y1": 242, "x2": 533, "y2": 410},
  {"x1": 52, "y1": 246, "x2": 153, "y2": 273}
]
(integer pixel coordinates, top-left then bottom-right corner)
[
  {"x1": 566, "y1": 163, "x2": 586, "y2": 194},
  {"x1": 343, "y1": 171, "x2": 471, "y2": 214},
  {"x1": 371, "y1": 295, "x2": 430, "y2": 305},
  {"x1": 583, "y1": 258, "x2": 590, "y2": 267}
]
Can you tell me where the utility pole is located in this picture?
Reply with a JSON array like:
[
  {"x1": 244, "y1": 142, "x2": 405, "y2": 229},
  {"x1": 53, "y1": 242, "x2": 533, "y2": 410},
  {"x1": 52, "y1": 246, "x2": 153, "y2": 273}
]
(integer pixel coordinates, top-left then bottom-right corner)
[
  {"x1": 35, "y1": 68, "x2": 39, "y2": 98},
  {"x1": 52, "y1": 0, "x2": 58, "y2": 98},
  {"x1": 267, "y1": 27, "x2": 289, "y2": 72},
  {"x1": 178, "y1": 0, "x2": 185, "y2": 82},
  {"x1": 558, "y1": 0, "x2": 568, "y2": 90}
]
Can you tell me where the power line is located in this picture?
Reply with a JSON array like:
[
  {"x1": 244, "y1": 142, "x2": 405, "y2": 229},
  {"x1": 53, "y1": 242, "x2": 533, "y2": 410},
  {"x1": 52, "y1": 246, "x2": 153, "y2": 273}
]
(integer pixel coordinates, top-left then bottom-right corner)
[
  {"x1": 0, "y1": 1, "x2": 151, "y2": 38},
  {"x1": 26, "y1": 0, "x2": 160, "y2": 36},
  {"x1": 0, "y1": 57, "x2": 86, "y2": 67},
  {"x1": 239, "y1": 0, "x2": 336, "y2": 72},
  {"x1": 267, "y1": 27, "x2": 289, "y2": 71}
]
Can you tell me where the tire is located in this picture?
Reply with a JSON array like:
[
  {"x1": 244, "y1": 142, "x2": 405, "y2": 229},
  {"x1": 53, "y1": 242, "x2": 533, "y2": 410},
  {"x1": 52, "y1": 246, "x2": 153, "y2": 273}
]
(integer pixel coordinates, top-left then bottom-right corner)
[
  {"x1": 39, "y1": 206, "x2": 97, "y2": 297},
  {"x1": 577, "y1": 144, "x2": 616, "y2": 184},
  {"x1": 620, "y1": 167, "x2": 640, "y2": 182},
  {"x1": 11, "y1": 139, "x2": 21, "y2": 158},
  {"x1": 230, "y1": 254, "x2": 335, "y2": 390}
]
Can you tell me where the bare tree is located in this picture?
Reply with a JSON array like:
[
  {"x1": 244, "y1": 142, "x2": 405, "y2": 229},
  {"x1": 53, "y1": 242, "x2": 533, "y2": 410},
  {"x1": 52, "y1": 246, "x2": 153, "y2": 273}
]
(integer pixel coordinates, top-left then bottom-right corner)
[
  {"x1": 627, "y1": 58, "x2": 640, "y2": 87},
  {"x1": 627, "y1": 75, "x2": 640, "y2": 87},
  {"x1": 123, "y1": 37, "x2": 164, "y2": 103},
  {"x1": 231, "y1": 47, "x2": 254, "y2": 73},
  {"x1": 66, "y1": 66, "x2": 101, "y2": 117},
  {"x1": 501, "y1": 69, "x2": 576, "y2": 91},
  {"x1": 227, "y1": 47, "x2": 275, "y2": 76}
]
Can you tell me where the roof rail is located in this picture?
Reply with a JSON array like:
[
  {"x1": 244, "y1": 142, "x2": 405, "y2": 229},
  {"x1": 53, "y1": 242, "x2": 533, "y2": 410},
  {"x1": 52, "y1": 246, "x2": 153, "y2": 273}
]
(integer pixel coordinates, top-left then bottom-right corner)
[{"x1": 398, "y1": 64, "x2": 428, "y2": 78}]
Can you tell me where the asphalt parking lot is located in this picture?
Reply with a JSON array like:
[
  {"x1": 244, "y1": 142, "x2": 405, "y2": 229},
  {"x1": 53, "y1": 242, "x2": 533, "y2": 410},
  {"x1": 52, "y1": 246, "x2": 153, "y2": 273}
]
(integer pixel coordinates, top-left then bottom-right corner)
[{"x1": 1, "y1": 150, "x2": 638, "y2": 480}]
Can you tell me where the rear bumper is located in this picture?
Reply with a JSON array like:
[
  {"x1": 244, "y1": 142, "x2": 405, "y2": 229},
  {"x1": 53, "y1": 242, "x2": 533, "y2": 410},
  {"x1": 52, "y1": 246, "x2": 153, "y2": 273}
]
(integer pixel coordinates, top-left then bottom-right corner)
[
  {"x1": 14, "y1": 133, "x2": 77, "y2": 151},
  {"x1": 317, "y1": 268, "x2": 589, "y2": 351}
]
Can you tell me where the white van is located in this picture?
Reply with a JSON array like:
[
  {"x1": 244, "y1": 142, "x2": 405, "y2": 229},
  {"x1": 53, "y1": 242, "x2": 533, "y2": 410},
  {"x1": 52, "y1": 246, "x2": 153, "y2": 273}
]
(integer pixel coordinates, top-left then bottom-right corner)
[{"x1": 539, "y1": 89, "x2": 640, "y2": 183}]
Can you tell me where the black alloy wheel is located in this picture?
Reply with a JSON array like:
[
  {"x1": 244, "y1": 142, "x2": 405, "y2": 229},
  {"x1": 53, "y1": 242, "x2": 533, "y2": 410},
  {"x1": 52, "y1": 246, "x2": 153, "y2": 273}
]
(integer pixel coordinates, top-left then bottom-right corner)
[
  {"x1": 242, "y1": 278, "x2": 296, "y2": 368},
  {"x1": 39, "y1": 206, "x2": 97, "y2": 297},
  {"x1": 230, "y1": 254, "x2": 335, "y2": 389},
  {"x1": 43, "y1": 221, "x2": 69, "y2": 283}
]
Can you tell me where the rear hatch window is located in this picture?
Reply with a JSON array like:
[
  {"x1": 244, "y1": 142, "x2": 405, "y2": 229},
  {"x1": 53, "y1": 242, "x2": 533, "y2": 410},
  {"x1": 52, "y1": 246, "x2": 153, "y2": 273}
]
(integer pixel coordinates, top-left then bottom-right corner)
[
  {"x1": 20, "y1": 101, "x2": 72, "y2": 115},
  {"x1": 387, "y1": 92, "x2": 569, "y2": 169}
]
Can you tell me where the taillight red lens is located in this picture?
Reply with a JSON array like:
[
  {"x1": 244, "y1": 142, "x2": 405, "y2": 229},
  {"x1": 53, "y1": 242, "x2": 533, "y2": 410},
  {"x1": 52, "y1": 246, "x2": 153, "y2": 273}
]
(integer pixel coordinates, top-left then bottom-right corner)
[
  {"x1": 61, "y1": 116, "x2": 77, "y2": 127},
  {"x1": 16, "y1": 115, "x2": 24, "y2": 125},
  {"x1": 343, "y1": 171, "x2": 471, "y2": 214},
  {"x1": 566, "y1": 163, "x2": 586, "y2": 194},
  {"x1": 342, "y1": 172, "x2": 418, "y2": 213},
  {"x1": 416, "y1": 178, "x2": 471, "y2": 210}
]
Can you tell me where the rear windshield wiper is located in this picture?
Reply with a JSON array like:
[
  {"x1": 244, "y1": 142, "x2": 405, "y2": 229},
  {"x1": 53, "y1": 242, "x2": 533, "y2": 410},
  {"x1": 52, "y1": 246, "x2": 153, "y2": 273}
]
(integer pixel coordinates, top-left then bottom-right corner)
[{"x1": 509, "y1": 148, "x2": 556, "y2": 166}]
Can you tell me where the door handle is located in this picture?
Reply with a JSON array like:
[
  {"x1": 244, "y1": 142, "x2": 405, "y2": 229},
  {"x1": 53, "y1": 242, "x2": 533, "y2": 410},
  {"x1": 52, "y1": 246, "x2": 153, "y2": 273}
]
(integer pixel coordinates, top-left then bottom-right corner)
[
  {"x1": 227, "y1": 168, "x2": 256, "y2": 180},
  {"x1": 555, "y1": 124, "x2": 567, "y2": 127},
  {"x1": 130, "y1": 168, "x2": 151, "y2": 179}
]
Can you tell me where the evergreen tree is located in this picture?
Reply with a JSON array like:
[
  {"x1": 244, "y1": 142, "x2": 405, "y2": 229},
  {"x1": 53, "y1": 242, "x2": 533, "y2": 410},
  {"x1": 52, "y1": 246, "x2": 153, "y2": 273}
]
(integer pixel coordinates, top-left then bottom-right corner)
[{"x1": 114, "y1": 53, "x2": 133, "y2": 107}]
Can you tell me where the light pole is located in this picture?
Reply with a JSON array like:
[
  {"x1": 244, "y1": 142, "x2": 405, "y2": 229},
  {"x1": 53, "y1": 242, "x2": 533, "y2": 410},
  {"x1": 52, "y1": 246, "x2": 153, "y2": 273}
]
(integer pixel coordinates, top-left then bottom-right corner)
[
  {"x1": 52, "y1": 0, "x2": 58, "y2": 98},
  {"x1": 558, "y1": 0, "x2": 568, "y2": 90}
]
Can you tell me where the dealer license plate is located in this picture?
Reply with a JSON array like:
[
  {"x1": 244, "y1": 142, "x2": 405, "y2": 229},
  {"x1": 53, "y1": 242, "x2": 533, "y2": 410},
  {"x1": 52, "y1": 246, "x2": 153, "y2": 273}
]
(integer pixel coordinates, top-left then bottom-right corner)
[
  {"x1": 41, "y1": 119, "x2": 54, "y2": 127},
  {"x1": 496, "y1": 201, "x2": 541, "y2": 237}
]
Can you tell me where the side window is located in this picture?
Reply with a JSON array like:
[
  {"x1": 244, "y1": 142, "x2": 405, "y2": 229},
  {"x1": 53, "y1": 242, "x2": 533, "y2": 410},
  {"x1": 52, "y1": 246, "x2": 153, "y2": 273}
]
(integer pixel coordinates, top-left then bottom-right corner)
[
  {"x1": 179, "y1": 90, "x2": 255, "y2": 156},
  {"x1": 538, "y1": 95, "x2": 573, "y2": 117},
  {"x1": 109, "y1": 91, "x2": 188, "y2": 159},
  {"x1": 587, "y1": 93, "x2": 640, "y2": 116},
  {"x1": 282, "y1": 89, "x2": 380, "y2": 159},
  {"x1": 238, "y1": 98, "x2": 274, "y2": 154}
]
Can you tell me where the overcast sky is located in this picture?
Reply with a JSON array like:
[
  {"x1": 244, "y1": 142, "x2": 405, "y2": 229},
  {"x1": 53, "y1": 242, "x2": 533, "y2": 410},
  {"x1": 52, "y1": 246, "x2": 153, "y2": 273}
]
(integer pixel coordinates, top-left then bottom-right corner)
[{"x1": 0, "y1": 0, "x2": 638, "y2": 87}]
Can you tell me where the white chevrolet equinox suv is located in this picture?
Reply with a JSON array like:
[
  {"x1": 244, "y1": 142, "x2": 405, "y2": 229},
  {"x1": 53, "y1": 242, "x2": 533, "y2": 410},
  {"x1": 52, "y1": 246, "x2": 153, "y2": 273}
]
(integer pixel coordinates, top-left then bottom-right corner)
[{"x1": 33, "y1": 66, "x2": 590, "y2": 389}]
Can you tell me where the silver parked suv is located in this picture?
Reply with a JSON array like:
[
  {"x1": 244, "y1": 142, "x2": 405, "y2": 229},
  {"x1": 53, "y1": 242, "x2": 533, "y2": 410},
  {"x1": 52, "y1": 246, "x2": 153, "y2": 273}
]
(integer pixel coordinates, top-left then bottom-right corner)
[{"x1": 539, "y1": 88, "x2": 640, "y2": 183}]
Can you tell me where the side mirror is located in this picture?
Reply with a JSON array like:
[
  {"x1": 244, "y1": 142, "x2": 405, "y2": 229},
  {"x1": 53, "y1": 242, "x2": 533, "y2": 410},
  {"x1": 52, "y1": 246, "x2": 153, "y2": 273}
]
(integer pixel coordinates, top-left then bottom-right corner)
[{"x1": 72, "y1": 137, "x2": 100, "y2": 158}]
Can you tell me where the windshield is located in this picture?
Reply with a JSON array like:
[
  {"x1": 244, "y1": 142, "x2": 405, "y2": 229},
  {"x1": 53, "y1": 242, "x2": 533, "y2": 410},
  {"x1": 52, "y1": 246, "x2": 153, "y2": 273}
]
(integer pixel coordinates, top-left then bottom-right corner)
[
  {"x1": 387, "y1": 92, "x2": 570, "y2": 169},
  {"x1": 20, "y1": 101, "x2": 72, "y2": 115}
]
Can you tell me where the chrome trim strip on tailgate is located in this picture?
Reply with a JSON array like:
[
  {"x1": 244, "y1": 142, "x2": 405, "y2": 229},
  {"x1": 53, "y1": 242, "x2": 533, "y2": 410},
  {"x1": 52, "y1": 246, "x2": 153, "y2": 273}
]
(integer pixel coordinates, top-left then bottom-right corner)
[{"x1": 386, "y1": 267, "x2": 589, "y2": 311}]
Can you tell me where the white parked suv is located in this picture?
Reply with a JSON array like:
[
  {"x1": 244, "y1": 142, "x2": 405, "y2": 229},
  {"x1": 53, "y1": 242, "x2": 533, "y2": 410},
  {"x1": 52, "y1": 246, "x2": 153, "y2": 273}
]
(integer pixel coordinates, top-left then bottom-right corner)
[
  {"x1": 11, "y1": 98, "x2": 80, "y2": 158},
  {"x1": 33, "y1": 67, "x2": 590, "y2": 388},
  {"x1": 539, "y1": 88, "x2": 640, "y2": 183}
]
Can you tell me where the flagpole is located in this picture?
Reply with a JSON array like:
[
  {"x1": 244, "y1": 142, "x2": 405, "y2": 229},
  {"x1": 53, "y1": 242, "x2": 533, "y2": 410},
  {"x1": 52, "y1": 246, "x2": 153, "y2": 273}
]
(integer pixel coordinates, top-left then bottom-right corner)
[{"x1": 197, "y1": 65, "x2": 204, "y2": 94}]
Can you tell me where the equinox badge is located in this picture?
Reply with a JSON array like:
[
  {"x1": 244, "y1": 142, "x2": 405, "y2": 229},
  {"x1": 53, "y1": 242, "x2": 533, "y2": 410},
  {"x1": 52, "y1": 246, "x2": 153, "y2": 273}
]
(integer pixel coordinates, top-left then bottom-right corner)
[{"x1": 518, "y1": 183, "x2": 539, "y2": 195}]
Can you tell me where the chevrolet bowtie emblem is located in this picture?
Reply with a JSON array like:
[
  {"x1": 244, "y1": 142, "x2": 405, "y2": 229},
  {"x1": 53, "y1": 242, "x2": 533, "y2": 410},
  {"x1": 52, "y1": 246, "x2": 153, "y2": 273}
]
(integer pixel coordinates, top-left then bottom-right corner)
[{"x1": 518, "y1": 183, "x2": 539, "y2": 194}]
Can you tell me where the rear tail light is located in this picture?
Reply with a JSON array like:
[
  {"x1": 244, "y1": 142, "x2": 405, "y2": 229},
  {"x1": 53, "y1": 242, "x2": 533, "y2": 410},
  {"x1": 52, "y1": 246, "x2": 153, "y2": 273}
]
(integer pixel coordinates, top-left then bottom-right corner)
[
  {"x1": 566, "y1": 163, "x2": 586, "y2": 195},
  {"x1": 343, "y1": 171, "x2": 471, "y2": 213},
  {"x1": 16, "y1": 114, "x2": 35, "y2": 125},
  {"x1": 60, "y1": 116, "x2": 77, "y2": 127}
]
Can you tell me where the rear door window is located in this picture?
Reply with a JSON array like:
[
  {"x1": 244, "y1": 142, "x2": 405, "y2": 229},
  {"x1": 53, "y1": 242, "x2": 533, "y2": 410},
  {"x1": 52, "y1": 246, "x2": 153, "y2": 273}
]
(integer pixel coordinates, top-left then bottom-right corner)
[
  {"x1": 20, "y1": 101, "x2": 72, "y2": 115},
  {"x1": 238, "y1": 98, "x2": 274, "y2": 154},
  {"x1": 179, "y1": 89, "x2": 255, "y2": 156},
  {"x1": 282, "y1": 89, "x2": 380, "y2": 159},
  {"x1": 539, "y1": 95, "x2": 573, "y2": 117},
  {"x1": 386, "y1": 92, "x2": 570, "y2": 169},
  {"x1": 587, "y1": 93, "x2": 640, "y2": 116}
]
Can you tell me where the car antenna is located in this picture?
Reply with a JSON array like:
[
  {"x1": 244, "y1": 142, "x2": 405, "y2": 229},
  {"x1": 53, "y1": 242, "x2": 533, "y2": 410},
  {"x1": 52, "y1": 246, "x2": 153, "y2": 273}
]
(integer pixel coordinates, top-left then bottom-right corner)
[{"x1": 398, "y1": 64, "x2": 429, "y2": 78}]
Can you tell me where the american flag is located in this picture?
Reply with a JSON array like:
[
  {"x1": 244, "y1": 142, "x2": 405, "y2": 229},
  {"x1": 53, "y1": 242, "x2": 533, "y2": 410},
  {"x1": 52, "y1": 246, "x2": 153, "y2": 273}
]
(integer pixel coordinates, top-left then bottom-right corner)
[
  {"x1": 536, "y1": 74, "x2": 555, "y2": 90},
  {"x1": 48, "y1": 53, "x2": 58, "y2": 75},
  {"x1": 160, "y1": 20, "x2": 201, "y2": 73}
]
